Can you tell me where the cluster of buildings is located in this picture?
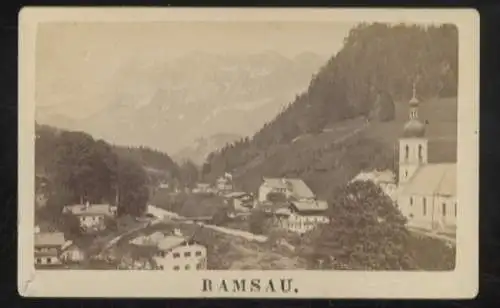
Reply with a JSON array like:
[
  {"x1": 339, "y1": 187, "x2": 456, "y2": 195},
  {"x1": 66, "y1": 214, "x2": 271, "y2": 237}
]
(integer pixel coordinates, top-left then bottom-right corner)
[
  {"x1": 351, "y1": 87, "x2": 457, "y2": 235},
  {"x1": 33, "y1": 87, "x2": 457, "y2": 269},
  {"x1": 34, "y1": 202, "x2": 119, "y2": 268},
  {"x1": 34, "y1": 230, "x2": 85, "y2": 267},
  {"x1": 217, "y1": 86, "x2": 457, "y2": 237},
  {"x1": 193, "y1": 172, "x2": 233, "y2": 195},
  {"x1": 256, "y1": 178, "x2": 330, "y2": 234}
]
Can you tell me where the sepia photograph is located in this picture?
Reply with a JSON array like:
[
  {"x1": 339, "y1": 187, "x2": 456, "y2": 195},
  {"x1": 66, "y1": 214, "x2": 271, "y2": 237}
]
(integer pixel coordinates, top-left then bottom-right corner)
[{"x1": 18, "y1": 8, "x2": 479, "y2": 298}]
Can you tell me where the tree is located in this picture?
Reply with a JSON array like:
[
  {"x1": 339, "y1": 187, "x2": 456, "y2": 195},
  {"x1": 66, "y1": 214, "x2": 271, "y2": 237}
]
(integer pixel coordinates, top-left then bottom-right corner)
[
  {"x1": 248, "y1": 209, "x2": 272, "y2": 235},
  {"x1": 117, "y1": 157, "x2": 149, "y2": 217},
  {"x1": 211, "y1": 206, "x2": 230, "y2": 226},
  {"x1": 179, "y1": 160, "x2": 200, "y2": 188},
  {"x1": 300, "y1": 180, "x2": 416, "y2": 270},
  {"x1": 370, "y1": 90, "x2": 395, "y2": 122}
]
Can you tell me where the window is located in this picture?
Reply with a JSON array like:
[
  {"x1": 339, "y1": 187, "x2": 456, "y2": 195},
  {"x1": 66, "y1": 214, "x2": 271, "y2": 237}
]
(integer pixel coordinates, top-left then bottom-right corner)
[
  {"x1": 197, "y1": 263, "x2": 202, "y2": 270},
  {"x1": 173, "y1": 266, "x2": 180, "y2": 271},
  {"x1": 195, "y1": 251, "x2": 202, "y2": 257},
  {"x1": 442, "y1": 203, "x2": 446, "y2": 216},
  {"x1": 454, "y1": 203, "x2": 457, "y2": 217},
  {"x1": 422, "y1": 198, "x2": 427, "y2": 215},
  {"x1": 184, "y1": 252, "x2": 191, "y2": 257},
  {"x1": 47, "y1": 257, "x2": 52, "y2": 264},
  {"x1": 185, "y1": 264, "x2": 190, "y2": 270},
  {"x1": 418, "y1": 145, "x2": 423, "y2": 162},
  {"x1": 158, "y1": 251, "x2": 164, "y2": 257},
  {"x1": 405, "y1": 170, "x2": 408, "y2": 178},
  {"x1": 36, "y1": 258, "x2": 41, "y2": 264},
  {"x1": 405, "y1": 145, "x2": 409, "y2": 160},
  {"x1": 159, "y1": 265, "x2": 164, "y2": 270},
  {"x1": 173, "y1": 252, "x2": 180, "y2": 258},
  {"x1": 409, "y1": 197, "x2": 413, "y2": 206}
]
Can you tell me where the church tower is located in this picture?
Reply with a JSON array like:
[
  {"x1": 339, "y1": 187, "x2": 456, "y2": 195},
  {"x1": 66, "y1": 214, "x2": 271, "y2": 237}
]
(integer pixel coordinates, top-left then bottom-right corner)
[{"x1": 398, "y1": 82, "x2": 428, "y2": 185}]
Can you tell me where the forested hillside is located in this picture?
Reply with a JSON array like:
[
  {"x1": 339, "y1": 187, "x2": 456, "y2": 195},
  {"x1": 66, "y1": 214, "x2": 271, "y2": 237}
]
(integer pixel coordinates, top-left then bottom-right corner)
[
  {"x1": 35, "y1": 124, "x2": 184, "y2": 219},
  {"x1": 202, "y1": 23, "x2": 458, "y2": 198}
]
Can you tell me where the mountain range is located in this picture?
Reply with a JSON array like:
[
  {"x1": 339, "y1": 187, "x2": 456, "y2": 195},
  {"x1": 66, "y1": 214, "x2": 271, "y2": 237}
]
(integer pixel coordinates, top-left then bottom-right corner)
[{"x1": 36, "y1": 51, "x2": 328, "y2": 159}]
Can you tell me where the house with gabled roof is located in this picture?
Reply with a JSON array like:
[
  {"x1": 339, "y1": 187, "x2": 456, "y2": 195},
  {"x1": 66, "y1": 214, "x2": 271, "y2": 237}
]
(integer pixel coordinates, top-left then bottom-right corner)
[
  {"x1": 152, "y1": 230, "x2": 207, "y2": 271},
  {"x1": 258, "y1": 177, "x2": 315, "y2": 203},
  {"x1": 273, "y1": 199, "x2": 330, "y2": 234},
  {"x1": 34, "y1": 232, "x2": 66, "y2": 266},
  {"x1": 223, "y1": 191, "x2": 255, "y2": 213},
  {"x1": 62, "y1": 202, "x2": 117, "y2": 233}
]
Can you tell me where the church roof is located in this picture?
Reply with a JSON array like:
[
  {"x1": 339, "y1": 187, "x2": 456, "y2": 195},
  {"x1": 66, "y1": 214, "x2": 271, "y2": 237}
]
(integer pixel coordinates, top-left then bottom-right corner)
[
  {"x1": 403, "y1": 119, "x2": 426, "y2": 138},
  {"x1": 401, "y1": 163, "x2": 456, "y2": 197}
]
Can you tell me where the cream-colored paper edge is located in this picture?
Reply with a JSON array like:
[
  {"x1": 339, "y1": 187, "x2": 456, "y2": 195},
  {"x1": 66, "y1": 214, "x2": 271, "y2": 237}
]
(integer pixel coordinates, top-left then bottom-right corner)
[{"x1": 18, "y1": 7, "x2": 480, "y2": 299}]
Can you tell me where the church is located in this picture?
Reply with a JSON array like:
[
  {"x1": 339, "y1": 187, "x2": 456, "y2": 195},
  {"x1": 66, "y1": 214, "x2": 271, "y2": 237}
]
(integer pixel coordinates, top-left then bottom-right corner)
[{"x1": 396, "y1": 85, "x2": 457, "y2": 236}]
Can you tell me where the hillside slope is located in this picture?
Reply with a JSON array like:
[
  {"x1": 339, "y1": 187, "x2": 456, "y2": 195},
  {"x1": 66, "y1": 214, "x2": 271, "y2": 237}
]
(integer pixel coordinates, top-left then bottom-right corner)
[
  {"x1": 36, "y1": 123, "x2": 180, "y2": 187},
  {"x1": 202, "y1": 23, "x2": 458, "y2": 198},
  {"x1": 222, "y1": 96, "x2": 456, "y2": 198}
]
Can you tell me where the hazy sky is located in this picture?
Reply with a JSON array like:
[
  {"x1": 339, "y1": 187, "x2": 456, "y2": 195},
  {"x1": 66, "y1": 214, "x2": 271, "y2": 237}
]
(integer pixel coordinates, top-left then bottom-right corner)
[{"x1": 35, "y1": 21, "x2": 357, "y2": 118}]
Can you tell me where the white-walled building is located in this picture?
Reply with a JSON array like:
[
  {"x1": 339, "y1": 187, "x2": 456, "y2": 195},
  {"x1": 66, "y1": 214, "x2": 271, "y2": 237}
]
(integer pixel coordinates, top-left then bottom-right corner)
[
  {"x1": 153, "y1": 235, "x2": 207, "y2": 271},
  {"x1": 274, "y1": 200, "x2": 330, "y2": 234},
  {"x1": 224, "y1": 191, "x2": 255, "y2": 213},
  {"x1": 192, "y1": 183, "x2": 214, "y2": 194},
  {"x1": 258, "y1": 178, "x2": 315, "y2": 203},
  {"x1": 395, "y1": 85, "x2": 457, "y2": 234},
  {"x1": 62, "y1": 202, "x2": 117, "y2": 233},
  {"x1": 216, "y1": 173, "x2": 233, "y2": 194},
  {"x1": 34, "y1": 232, "x2": 66, "y2": 266},
  {"x1": 60, "y1": 241, "x2": 85, "y2": 263}
]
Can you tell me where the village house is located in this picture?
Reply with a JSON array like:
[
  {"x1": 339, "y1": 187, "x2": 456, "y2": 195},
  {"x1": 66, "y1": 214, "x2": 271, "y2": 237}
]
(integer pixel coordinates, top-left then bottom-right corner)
[
  {"x1": 129, "y1": 228, "x2": 208, "y2": 271},
  {"x1": 62, "y1": 202, "x2": 117, "y2": 233},
  {"x1": 216, "y1": 172, "x2": 233, "y2": 194},
  {"x1": 273, "y1": 199, "x2": 330, "y2": 234},
  {"x1": 34, "y1": 232, "x2": 66, "y2": 266},
  {"x1": 152, "y1": 230, "x2": 208, "y2": 271},
  {"x1": 258, "y1": 178, "x2": 315, "y2": 203},
  {"x1": 223, "y1": 191, "x2": 255, "y2": 214},
  {"x1": 60, "y1": 241, "x2": 86, "y2": 264},
  {"x1": 192, "y1": 182, "x2": 215, "y2": 195}
]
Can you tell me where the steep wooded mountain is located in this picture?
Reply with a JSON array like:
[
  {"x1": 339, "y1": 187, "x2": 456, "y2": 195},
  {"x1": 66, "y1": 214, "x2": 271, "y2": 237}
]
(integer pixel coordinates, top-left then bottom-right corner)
[
  {"x1": 36, "y1": 51, "x2": 327, "y2": 155},
  {"x1": 202, "y1": 23, "x2": 458, "y2": 198}
]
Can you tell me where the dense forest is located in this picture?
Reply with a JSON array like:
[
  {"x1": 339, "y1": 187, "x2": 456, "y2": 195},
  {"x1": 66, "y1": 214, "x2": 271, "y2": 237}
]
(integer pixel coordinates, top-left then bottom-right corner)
[
  {"x1": 201, "y1": 23, "x2": 458, "y2": 197},
  {"x1": 35, "y1": 124, "x2": 150, "y2": 217},
  {"x1": 35, "y1": 124, "x2": 191, "y2": 222}
]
